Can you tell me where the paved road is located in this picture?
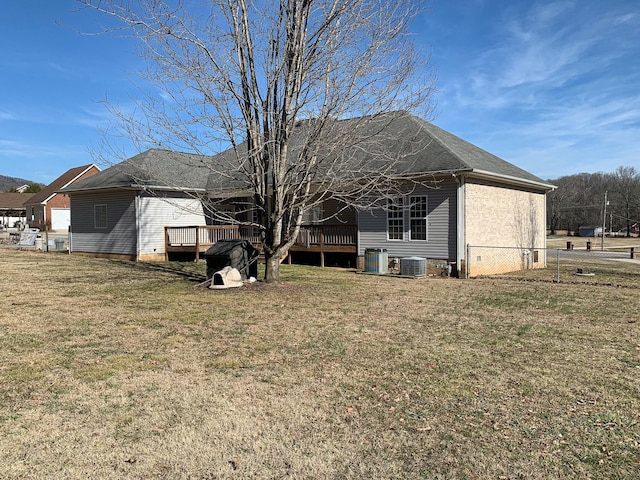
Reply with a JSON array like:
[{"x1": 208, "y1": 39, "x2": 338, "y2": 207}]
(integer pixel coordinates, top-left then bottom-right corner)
[{"x1": 555, "y1": 248, "x2": 638, "y2": 261}]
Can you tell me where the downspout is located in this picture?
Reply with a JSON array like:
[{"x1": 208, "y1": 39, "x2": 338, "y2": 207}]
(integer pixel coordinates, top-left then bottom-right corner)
[
  {"x1": 42, "y1": 203, "x2": 49, "y2": 252},
  {"x1": 452, "y1": 173, "x2": 465, "y2": 276},
  {"x1": 135, "y1": 193, "x2": 142, "y2": 262},
  {"x1": 68, "y1": 197, "x2": 73, "y2": 254},
  {"x1": 543, "y1": 189, "x2": 548, "y2": 266},
  {"x1": 356, "y1": 209, "x2": 361, "y2": 256}
]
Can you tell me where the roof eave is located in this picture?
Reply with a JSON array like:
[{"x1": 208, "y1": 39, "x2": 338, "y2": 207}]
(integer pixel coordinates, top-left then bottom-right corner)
[
  {"x1": 134, "y1": 185, "x2": 207, "y2": 194},
  {"x1": 403, "y1": 168, "x2": 474, "y2": 179},
  {"x1": 61, "y1": 184, "x2": 207, "y2": 194},
  {"x1": 462, "y1": 169, "x2": 556, "y2": 192}
]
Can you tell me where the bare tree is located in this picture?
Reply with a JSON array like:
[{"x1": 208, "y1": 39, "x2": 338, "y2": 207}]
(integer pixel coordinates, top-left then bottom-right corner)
[
  {"x1": 546, "y1": 183, "x2": 565, "y2": 235},
  {"x1": 611, "y1": 166, "x2": 640, "y2": 237},
  {"x1": 512, "y1": 195, "x2": 540, "y2": 269},
  {"x1": 548, "y1": 169, "x2": 640, "y2": 237},
  {"x1": 547, "y1": 173, "x2": 608, "y2": 235},
  {"x1": 78, "y1": 0, "x2": 435, "y2": 282}
]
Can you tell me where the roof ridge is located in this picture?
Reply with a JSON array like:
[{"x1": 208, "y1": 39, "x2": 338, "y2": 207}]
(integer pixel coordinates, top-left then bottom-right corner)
[{"x1": 407, "y1": 115, "x2": 473, "y2": 169}]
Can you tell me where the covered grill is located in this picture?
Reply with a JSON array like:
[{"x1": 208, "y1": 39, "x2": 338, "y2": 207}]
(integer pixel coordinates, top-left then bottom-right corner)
[{"x1": 204, "y1": 239, "x2": 259, "y2": 281}]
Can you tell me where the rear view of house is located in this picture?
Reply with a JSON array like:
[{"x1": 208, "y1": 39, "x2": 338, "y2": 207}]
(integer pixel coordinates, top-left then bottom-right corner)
[{"x1": 61, "y1": 112, "x2": 554, "y2": 275}]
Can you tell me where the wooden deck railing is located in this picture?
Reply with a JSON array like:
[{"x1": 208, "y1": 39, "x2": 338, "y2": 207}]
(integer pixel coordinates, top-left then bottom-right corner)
[
  {"x1": 165, "y1": 224, "x2": 357, "y2": 263},
  {"x1": 294, "y1": 225, "x2": 358, "y2": 247},
  {"x1": 166, "y1": 225, "x2": 240, "y2": 246}
]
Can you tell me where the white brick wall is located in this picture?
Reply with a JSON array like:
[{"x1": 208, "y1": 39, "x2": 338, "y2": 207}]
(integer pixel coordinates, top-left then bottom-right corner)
[{"x1": 464, "y1": 180, "x2": 547, "y2": 275}]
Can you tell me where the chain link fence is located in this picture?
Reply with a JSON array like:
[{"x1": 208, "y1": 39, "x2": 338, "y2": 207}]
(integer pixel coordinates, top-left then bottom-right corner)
[{"x1": 467, "y1": 244, "x2": 640, "y2": 286}]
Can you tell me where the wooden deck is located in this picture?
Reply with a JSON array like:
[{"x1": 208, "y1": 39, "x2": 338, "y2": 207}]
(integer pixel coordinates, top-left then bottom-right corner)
[{"x1": 165, "y1": 224, "x2": 358, "y2": 266}]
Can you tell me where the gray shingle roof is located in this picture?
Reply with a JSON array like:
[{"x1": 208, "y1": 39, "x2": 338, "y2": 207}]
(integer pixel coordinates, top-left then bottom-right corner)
[
  {"x1": 61, "y1": 149, "x2": 215, "y2": 193},
  {"x1": 311, "y1": 111, "x2": 550, "y2": 185},
  {"x1": 63, "y1": 112, "x2": 553, "y2": 195},
  {"x1": 405, "y1": 115, "x2": 547, "y2": 184}
]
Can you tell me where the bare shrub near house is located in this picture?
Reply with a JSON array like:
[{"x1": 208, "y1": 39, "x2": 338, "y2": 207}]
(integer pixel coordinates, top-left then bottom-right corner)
[
  {"x1": 79, "y1": 0, "x2": 436, "y2": 282},
  {"x1": 512, "y1": 194, "x2": 543, "y2": 270}
]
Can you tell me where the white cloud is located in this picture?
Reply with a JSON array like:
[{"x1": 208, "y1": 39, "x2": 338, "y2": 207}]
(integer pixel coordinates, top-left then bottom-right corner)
[
  {"x1": 443, "y1": 2, "x2": 638, "y2": 109},
  {"x1": 0, "y1": 138, "x2": 86, "y2": 159},
  {"x1": 431, "y1": 1, "x2": 640, "y2": 177},
  {"x1": 0, "y1": 138, "x2": 94, "y2": 183}
]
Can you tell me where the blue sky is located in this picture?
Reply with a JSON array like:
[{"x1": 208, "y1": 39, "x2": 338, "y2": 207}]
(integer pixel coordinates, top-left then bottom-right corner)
[{"x1": 1, "y1": 0, "x2": 639, "y2": 184}]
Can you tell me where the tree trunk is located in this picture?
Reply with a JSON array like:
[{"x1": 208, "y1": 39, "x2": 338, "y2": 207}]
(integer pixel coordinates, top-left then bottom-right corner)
[{"x1": 264, "y1": 252, "x2": 281, "y2": 283}]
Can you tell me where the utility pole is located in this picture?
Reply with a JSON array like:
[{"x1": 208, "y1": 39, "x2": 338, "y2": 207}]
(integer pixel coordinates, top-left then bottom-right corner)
[{"x1": 601, "y1": 191, "x2": 608, "y2": 251}]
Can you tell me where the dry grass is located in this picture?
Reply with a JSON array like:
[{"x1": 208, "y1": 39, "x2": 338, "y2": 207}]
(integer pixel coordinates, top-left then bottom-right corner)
[
  {"x1": 511, "y1": 235, "x2": 640, "y2": 287},
  {"x1": 1, "y1": 248, "x2": 639, "y2": 478}
]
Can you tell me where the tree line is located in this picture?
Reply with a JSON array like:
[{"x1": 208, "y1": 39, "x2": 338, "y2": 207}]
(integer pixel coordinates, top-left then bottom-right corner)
[{"x1": 547, "y1": 166, "x2": 640, "y2": 236}]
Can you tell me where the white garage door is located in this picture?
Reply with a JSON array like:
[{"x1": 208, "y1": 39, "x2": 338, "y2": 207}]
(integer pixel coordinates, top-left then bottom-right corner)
[{"x1": 51, "y1": 208, "x2": 71, "y2": 231}]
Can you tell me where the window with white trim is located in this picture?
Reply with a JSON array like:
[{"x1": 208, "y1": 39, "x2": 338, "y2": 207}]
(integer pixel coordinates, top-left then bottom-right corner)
[
  {"x1": 387, "y1": 198, "x2": 404, "y2": 240},
  {"x1": 94, "y1": 204, "x2": 107, "y2": 229},
  {"x1": 409, "y1": 195, "x2": 428, "y2": 240}
]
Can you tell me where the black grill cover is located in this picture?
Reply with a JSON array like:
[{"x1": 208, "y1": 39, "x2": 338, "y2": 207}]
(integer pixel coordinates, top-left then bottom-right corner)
[{"x1": 204, "y1": 239, "x2": 259, "y2": 280}]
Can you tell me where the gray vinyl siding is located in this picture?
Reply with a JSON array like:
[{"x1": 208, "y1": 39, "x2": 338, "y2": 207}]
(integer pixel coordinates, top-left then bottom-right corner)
[
  {"x1": 27, "y1": 205, "x2": 45, "y2": 227},
  {"x1": 358, "y1": 181, "x2": 457, "y2": 260},
  {"x1": 69, "y1": 190, "x2": 137, "y2": 255}
]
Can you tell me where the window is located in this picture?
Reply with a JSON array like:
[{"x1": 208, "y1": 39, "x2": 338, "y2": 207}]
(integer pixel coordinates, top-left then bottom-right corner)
[
  {"x1": 302, "y1": 204, "x2": 323, "y2": 225},
  {"x1": 409, "y1": 196, "x2": 428, "y2": 241},
  {"x1": 387, "y1": 198, "x2": 404, "y2": 240},
  {"x1": 94, "y1": 204, "x2": 107, "y2": 229},
  {"x1": 213, "y1": 204, "x2": 236, "y2": 225}
]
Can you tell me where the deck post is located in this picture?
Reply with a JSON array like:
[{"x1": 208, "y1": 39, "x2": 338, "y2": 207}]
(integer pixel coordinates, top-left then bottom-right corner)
[
  {"x1": 320, "y1": 230, "x2": 325, "y2": 268},
  {"x1": 164, "y1": 227, "x2": 169, "y2": 261},
  {"x1": 195, "y1": 226, "x2": 200, "y2": 262}
]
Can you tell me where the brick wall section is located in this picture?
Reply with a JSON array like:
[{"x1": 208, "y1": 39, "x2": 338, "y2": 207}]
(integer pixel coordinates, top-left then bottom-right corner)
[
  {"x1": 43, "y1": 167, "x2": 100, "y2": 230},
  {"x1": 464, "y1": 179, "x2": 547, "y2": 275},
  {"x1": 47, "y1": 191, "x2": 72, "y2": 210}
]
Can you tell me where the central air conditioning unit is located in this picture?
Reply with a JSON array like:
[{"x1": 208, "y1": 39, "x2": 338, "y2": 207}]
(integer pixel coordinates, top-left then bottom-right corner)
[
  {"x1": 364, "y1": 248, "x2": 388, "y2": 274},
  {"x1": 401, "y1": 256, "x2": 426, "y2": 277}
]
